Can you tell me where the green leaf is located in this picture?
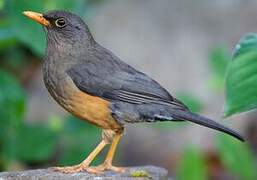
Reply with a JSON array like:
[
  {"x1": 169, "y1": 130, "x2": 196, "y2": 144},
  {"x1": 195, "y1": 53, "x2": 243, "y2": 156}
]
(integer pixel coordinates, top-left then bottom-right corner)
[
  {"x1": 233, "y1": 33, "x2": 257, "y2": 58},
  {"x1": 176, "y1": 147, "x2": 207, "y2": 180},
  {"x1": 216, "y1": 134, "x2": 257, "y2": 180},
  {"x1": 224, "y1": 34, "x2": 257, "y2": 116}
]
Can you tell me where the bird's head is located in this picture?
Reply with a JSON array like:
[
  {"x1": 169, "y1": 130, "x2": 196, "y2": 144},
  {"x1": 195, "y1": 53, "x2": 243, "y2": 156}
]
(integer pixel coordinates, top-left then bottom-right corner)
[{"x1": 23, "y1": 10, "x2": 94, "y2": 47}]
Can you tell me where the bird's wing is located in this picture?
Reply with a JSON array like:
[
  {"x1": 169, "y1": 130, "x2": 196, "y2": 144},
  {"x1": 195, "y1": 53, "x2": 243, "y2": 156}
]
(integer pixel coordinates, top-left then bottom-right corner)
[{"x1": 67, "y1": 47, "x2": 188, "y2": 111}]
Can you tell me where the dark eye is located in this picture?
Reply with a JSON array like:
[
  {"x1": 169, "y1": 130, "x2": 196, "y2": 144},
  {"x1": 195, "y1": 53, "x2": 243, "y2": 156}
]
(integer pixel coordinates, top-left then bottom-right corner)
[{"x1": 55, "y1": 18, "x2": 66, "y2": 28}]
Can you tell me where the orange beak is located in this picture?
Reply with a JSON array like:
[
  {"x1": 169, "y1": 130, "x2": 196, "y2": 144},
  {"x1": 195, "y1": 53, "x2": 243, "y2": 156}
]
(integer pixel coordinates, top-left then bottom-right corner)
[{"x1": 23, "y1": 11, "x2": 50, "y2": 26}]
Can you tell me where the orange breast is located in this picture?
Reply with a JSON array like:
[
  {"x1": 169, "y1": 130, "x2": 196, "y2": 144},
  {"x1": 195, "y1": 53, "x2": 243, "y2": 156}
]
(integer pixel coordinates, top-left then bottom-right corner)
[{"x1": 67, "y1": 90, "x2": 121, "y2": 130}]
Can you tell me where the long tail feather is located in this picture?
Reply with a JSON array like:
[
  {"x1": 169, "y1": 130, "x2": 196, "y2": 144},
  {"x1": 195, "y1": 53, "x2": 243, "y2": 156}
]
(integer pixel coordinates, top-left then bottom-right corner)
[{"x1": 170, "y1": 110, "x2": 245, "y2": 142}]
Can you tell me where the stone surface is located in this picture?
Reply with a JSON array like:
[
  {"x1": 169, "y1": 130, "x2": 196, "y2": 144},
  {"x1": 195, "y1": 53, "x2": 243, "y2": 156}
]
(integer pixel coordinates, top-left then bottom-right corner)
[{"x1": 0, "y1": 166, "x2": 168, "y2": 180}]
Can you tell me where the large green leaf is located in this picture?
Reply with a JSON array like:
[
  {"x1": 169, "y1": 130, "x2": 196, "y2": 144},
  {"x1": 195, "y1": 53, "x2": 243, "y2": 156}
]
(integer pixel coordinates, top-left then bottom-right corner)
[
  {"x1": 216, "y1": 134, "x2": 257, "y2": 180},
  {"x1": 176, "y1": 147, "x2": 207, "y2": 180},
  {"x1": 224, "y1": 33, "x2": 257, "y2": 116}
]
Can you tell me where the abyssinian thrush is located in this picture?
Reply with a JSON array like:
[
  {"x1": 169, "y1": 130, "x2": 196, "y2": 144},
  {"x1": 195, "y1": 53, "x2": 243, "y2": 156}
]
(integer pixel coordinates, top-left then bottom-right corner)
[{"x1": 23, "y1": 10, "x2": 244, "y2": 174}]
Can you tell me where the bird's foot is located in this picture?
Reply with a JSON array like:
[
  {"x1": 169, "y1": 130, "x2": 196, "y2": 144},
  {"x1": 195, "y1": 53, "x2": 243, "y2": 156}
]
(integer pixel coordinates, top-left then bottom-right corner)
[
  {"x1": 93, "y1": 162, "x2": 127, "y2": 173},
  {"x1": 51, "y1": 164, "x2": 103, "y2": 174}
]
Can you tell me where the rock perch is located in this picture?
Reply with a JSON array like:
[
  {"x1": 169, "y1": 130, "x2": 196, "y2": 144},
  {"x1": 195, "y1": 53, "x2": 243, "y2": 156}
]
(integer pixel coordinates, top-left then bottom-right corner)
[{"x1": 0, "y1": 166, "x2": 168, "y2": 180}]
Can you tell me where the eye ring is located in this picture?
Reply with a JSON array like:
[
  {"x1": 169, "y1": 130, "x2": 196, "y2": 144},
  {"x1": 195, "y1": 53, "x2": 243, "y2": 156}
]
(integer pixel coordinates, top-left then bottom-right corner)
[{"x1": 55, "y1": 18, "x2": 66, "y2": 28}]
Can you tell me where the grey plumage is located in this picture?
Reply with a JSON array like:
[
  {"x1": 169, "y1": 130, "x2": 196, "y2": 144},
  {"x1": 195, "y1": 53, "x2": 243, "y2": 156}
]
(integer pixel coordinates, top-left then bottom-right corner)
[{"x1": 42, "y1": 10, "x2": 244, "y2": 141}]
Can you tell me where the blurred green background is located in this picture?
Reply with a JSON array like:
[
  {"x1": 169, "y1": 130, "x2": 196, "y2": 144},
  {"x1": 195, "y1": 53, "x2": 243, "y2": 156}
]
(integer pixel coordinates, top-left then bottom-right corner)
[{"x1": 1, "y1": 0, "x2": 257, "y2": 179}]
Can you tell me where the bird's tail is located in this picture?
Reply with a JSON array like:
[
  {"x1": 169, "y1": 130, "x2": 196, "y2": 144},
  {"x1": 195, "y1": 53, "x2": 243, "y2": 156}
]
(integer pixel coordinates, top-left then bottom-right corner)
[{"x1": 169, "y1": 110, "x2": 245, "y2": 142}]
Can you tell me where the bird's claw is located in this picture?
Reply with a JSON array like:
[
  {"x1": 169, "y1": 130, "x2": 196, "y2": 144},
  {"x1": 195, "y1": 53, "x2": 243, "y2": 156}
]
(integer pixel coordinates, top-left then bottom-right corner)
[{"x1": 93, "y1": 162, "x2": 127, "y2": 173}]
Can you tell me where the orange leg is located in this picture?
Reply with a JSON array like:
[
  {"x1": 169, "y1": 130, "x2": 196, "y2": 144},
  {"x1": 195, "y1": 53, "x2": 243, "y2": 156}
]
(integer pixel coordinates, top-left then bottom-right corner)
[
  {"x1": 52, "y1": 140, "x2": 107, "y2": 174},
  {"x1": 94, "y1": 132, "x2": 126, "y2": 173}
]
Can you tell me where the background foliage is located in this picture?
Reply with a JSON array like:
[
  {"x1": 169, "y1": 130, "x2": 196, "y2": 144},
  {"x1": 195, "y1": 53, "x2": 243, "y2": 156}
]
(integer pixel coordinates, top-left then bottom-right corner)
[{"x1": 225, "y1": 33, "x2": 257, "y2": 117}]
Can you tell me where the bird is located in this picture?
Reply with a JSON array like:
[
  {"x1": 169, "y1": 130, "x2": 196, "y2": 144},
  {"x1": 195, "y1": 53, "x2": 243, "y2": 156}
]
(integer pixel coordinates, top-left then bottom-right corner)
[{"x1": 23, "y1": 10, "x2": 244, "y2": 174}]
